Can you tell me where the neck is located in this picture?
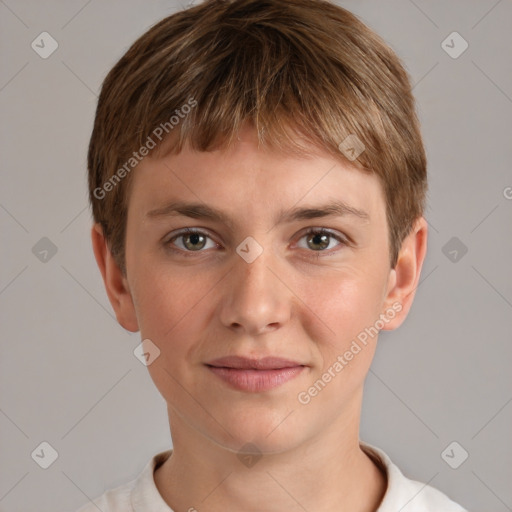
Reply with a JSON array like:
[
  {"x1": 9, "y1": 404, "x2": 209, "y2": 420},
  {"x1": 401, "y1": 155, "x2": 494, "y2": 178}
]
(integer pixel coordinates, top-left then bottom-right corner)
[{"x1": 154, "y1": 398, "x2": 387, "y2": 512}]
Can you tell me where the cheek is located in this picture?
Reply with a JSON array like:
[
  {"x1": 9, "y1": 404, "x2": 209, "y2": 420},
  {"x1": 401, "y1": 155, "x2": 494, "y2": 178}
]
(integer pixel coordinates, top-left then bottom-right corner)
[
  {"x1": 294, "y1": 269, "x2": 387, "y2": 412},
  {"x1": 131, "y1": 268, "x2": 212, "y2": 395},
  {"x1": 136, "y1": 274, "x2": 205, "y2": 342},
  {"x1": 298, "y1": 265, "x2": 387, "y2": 346}
]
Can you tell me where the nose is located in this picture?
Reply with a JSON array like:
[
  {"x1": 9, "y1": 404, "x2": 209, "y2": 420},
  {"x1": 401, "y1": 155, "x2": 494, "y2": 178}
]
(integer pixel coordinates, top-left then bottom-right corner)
[{"x1": 218, "y1": 244, "x2": 292, "y2": 336}]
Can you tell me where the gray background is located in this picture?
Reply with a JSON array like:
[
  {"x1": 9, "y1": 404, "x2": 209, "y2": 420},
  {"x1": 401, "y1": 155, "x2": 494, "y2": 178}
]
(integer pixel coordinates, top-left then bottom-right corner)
[{"x1": 1, "y1": 0, "x2": 511, "y2": 511}]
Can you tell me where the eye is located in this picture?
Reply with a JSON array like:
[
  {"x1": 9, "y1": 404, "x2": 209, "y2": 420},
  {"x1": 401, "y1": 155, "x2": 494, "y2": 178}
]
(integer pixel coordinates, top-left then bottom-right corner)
[
  {"x1": 296, "y1": 228, "x2": 347, "y2": 254},
  {"x1": 166, "y1": 228, "x2": 218, "y2": 253},
  {"x1": 164, "y1": 227, "x2": 348, "y2": 257}
]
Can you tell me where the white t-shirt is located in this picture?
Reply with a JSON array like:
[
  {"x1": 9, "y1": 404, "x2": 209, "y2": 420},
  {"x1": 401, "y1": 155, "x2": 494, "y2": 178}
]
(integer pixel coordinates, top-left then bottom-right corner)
[{"x1": 73, "y1": 442, "x2": 468, "y2": 512}]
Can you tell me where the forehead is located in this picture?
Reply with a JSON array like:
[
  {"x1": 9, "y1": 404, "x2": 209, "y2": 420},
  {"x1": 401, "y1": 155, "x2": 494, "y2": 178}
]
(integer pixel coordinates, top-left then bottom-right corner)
[{"x1": 128, "y1": 127, "x2": 386, "y2": 227}]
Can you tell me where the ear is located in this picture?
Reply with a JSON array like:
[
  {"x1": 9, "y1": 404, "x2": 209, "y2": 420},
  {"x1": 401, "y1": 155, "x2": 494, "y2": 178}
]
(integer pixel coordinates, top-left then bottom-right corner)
[
  {"x1": 91, "y1": 223, "x2": 139, "y2": 332},
  {"x1": 380, "y1": 216, "x2": 428, "y2": 330}
]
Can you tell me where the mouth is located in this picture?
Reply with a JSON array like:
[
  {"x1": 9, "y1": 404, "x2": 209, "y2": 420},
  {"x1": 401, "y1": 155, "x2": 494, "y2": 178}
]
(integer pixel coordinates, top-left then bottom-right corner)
[{"x1": 205, "y1": 356, "x2": 306, "y2": 392}]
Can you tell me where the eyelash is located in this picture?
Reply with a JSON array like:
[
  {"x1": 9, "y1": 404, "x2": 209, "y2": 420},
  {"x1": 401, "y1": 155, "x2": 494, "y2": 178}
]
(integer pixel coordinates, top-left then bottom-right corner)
[{"x1": 164, "y1": 227, "x2": 349, "y2": 258}]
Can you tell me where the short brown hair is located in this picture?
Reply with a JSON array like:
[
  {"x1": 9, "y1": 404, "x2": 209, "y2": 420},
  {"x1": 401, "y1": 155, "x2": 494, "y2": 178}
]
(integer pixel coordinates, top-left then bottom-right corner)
[{"x1": 88, "y1": 0, "x2": 427, "y2": 275}]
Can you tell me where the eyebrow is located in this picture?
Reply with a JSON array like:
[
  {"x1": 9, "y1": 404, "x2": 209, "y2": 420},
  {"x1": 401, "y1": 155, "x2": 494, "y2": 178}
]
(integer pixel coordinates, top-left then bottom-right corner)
[{"x1": 146, "y1": 199, "x2": 370, "y2": 227}]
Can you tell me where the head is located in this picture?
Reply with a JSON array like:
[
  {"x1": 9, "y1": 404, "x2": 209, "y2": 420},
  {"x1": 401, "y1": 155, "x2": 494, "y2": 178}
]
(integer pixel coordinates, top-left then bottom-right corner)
[{"x1": 89, "y1": 0, "x2": 428, "y2": 454}]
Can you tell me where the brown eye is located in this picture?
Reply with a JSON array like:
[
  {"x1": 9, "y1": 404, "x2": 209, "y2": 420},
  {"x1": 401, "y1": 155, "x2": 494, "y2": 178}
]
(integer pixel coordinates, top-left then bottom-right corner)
[
  {"x1": 307, "y1": 232, "x2": 331, "y2": 251},
  {"x1": 167, "y1": 229, "x2": 216, "y2": 253},
  {"x1": 296, "y1": 228, "x2": 347, "y2": 253},
  {"x1": 181, "y1": 232, "x2": 207, "y2": 251}
]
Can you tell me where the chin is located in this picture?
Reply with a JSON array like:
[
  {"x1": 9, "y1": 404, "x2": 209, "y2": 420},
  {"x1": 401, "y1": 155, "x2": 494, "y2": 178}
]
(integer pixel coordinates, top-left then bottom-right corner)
[{"x1": 205, "y1": 409, "x2": 303, "y2": 455}]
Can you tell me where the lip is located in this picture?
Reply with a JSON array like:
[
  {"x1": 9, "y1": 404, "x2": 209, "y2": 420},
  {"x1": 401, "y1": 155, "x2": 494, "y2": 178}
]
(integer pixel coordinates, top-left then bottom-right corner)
[
  {"x1": 205, "y1": 356, "x2": 306, "y2": 392},
  {"x1": 206, "y1": 355, "x2": 304, "y2": 370}
]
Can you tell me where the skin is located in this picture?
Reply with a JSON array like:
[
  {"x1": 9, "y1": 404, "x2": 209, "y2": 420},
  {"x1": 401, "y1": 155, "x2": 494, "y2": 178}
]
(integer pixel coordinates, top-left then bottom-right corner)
[{"x1": 92, "y1": 122, "x2": 427, "y2": 512}]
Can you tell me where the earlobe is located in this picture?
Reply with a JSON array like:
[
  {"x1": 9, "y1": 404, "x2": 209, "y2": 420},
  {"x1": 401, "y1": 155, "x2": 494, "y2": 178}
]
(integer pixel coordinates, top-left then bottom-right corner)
[
  {"x1": 90, "y1": 223, "x2": 139, "y2": 333},
  {"x1": 380, "y1": 216, "x2": 428, "y2": 331}
]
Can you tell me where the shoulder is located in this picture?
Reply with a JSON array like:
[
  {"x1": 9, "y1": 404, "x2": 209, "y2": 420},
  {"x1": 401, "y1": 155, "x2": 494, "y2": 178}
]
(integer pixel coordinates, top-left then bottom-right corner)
[
  {"x1": 70, "y1": 449, "x2": 174, "y2": 512},
  {"x1": 360, "y1": 441, "x2": 469, "y2": 512},
  {"x1": 72, "y1": 479, "x2": 135, "y2": 512}
]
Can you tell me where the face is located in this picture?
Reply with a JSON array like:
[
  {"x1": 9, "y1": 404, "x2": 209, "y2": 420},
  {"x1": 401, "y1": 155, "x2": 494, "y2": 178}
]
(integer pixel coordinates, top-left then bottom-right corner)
[{"x1": 111, "y1": 124, "x2": 416, "y2": 454}]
